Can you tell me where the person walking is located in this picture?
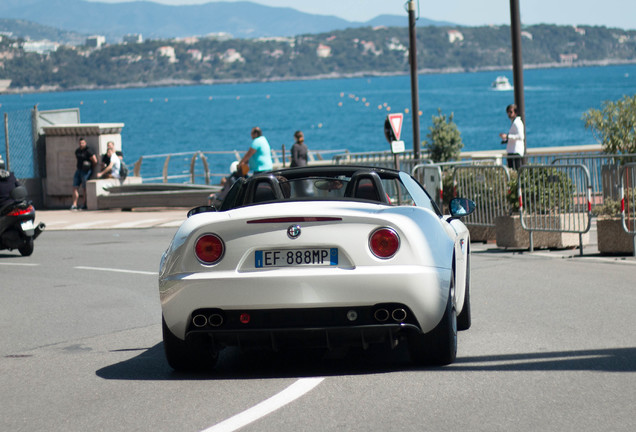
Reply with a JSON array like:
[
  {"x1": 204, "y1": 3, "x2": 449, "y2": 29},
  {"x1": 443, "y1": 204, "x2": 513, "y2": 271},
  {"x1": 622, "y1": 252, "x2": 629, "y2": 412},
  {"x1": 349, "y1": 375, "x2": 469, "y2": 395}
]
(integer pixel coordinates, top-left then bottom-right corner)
[
  {"x1": 499, "y1": 104, "x2": 525, "y2": 170},
  {"x1": 237, "y1": 127, "x2": 273, "y2": 175},
  {"x1": 290, "y1": 130, "x2": 308, "y2": 167},
  {"x1": 71, "y1": 137, "x2": 97, "y2": 210}
]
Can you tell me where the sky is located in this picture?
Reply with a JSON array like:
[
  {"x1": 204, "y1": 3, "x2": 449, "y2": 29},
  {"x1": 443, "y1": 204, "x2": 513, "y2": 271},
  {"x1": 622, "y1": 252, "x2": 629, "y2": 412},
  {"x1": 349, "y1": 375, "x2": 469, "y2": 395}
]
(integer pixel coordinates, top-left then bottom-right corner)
[{"x1": 91, "y1": 0, "x2": 636, "y2": 29}]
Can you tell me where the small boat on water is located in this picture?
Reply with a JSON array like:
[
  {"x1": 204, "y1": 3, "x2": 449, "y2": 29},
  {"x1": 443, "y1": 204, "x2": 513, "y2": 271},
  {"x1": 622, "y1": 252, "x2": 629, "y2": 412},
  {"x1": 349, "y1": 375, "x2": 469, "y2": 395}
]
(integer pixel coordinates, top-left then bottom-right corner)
[{"x1": 492, "y1": 76, "x2": 513, "y2": 91}]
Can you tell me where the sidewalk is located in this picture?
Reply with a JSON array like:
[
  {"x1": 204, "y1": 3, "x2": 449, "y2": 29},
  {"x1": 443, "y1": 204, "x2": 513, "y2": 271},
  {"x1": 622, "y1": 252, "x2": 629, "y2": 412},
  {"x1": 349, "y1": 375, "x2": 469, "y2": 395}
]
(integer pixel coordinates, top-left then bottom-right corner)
[{"x1": 35, "y1": 208, "x2": 190, "y2": 230}]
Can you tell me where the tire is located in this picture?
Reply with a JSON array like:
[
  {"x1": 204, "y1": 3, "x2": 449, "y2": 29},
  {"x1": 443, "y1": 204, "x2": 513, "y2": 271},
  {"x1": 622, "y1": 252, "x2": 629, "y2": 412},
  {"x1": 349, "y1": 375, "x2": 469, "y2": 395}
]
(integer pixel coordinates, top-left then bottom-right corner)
[
  {"x1": 408, "y1": 274, "x2": 457, "y2": 366},
  {"x1": 162, "y1": 316, "x2": 218, "y2": 371},
  {"x1": 457, "y1": 253, "x2": 471, "y2": 331},
  {"x1": 18, "y1": 238, "x2": 34, "y2": 257}
]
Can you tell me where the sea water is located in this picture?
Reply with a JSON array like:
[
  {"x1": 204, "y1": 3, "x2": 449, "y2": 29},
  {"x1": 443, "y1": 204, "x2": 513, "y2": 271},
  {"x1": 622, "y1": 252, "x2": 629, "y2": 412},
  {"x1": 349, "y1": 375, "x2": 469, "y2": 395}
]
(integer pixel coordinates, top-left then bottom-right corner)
[{"x1": 1, "y1": 64, "x2": 635, "y2": 178}]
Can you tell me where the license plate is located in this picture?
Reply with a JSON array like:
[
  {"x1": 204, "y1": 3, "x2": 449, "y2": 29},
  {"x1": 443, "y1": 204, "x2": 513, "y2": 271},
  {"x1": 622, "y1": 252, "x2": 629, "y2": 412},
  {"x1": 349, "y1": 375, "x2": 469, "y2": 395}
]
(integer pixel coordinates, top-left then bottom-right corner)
[
  {"x1": 20, "y1": 220, "x2": 35, "y2": 231},
  {"x1": 255, "y1": 248, "x2": 338, "y2": 268}
]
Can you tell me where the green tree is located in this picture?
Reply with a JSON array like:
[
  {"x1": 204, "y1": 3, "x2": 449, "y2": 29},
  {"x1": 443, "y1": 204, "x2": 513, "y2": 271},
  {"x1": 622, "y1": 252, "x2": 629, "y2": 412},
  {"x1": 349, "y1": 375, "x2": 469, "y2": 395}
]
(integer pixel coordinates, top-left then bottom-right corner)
[
  {"x1": 424, "y1": 108, "x2": 463, "y2": 163},
  {"x1": 582, "y1": 94, "x2": 636, "y2": 155}
]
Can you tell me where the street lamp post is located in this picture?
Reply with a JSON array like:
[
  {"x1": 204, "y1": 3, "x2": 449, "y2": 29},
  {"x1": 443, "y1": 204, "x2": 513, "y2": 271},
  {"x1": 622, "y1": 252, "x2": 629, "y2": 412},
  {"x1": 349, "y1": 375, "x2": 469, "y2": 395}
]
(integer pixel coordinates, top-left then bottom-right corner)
[{"x1": 509, "y1": 0, "x2": 526, "y2": 152}]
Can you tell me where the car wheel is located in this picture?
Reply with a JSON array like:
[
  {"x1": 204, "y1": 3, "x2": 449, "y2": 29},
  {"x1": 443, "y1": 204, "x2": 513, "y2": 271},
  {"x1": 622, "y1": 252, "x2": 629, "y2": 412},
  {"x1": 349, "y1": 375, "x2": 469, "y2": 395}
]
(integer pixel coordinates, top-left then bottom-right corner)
[
  {"x1": 162, "y1": 316, "x2": 218, "y2": 371},
  {"x1": 457, "y1": 254, "x2": 471, "y2": 331},
  {"x1": 408, "y1": 275, "x2": 457, "y2": 366},
  {"x1": 18, "y1": 238, "x2": 34, "y2": 257}
]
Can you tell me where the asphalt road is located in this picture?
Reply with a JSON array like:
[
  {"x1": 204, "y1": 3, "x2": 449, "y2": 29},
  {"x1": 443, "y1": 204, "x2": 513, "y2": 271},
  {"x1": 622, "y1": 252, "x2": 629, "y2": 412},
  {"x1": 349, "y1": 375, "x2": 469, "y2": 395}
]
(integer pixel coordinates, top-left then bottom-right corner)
[{"x1": 1, "y1": 228, "x2": 635, "y2": 432}]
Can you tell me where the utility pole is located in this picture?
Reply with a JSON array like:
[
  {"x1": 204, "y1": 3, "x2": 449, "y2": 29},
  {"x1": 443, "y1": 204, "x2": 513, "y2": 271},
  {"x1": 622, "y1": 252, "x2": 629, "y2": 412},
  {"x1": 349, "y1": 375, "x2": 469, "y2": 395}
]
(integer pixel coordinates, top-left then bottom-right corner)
[
  {"x1": 407, "y1": 0, "x2": 421, "y2": 161},
  {"x1": 509, "y1": 0, "x2": 526, "y2": 153}
]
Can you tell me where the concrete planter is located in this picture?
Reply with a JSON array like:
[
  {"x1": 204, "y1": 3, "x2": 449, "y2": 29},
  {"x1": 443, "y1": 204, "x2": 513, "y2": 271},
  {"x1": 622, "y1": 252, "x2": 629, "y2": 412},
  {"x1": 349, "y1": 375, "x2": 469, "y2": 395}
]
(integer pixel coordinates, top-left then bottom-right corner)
[
  {"x1": 495, "y1": 214, "x2": 589, "y2": 250},
  {"x1": 597, "y1": 217, "x2": 635, "y2": 255},
  {"x1": 467, "y1": 224, "x2": 497, "y2": 243}
]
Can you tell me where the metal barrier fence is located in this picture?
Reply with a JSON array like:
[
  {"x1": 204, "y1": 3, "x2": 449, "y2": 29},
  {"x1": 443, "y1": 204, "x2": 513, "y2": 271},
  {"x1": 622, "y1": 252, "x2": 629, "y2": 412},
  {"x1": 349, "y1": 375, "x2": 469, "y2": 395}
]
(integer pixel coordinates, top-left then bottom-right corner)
[
  {"x1": 133, "y1": 150, "x2": 240, "y2": 184},
  {"x1": 620, "y1": 163, "x2": 636, "y2": 256},
  {"x1": 518, "y1": 164, "x2": 592, "y2": 254},
  {"x1": 453, "y1": 165, "x2": 511, "y2": 227},
  {"x1": 2, "y1": 108, "x2": 37, "y2": 179},
  {"x1": 621, "y1": 163, "x2": 636, "y2": 232},
  {"x1": 551, "y1": 153, "x2": 636, "y2": 205},
  {"x1": 411, "y1": 162, "x2": 442, "y2": 208},
  {"x1": 132, "y1": 148, "x2": 349, "y2": 184},
  {"x1": 333, "y1": 150, "x2": 420, "y2": 175}
]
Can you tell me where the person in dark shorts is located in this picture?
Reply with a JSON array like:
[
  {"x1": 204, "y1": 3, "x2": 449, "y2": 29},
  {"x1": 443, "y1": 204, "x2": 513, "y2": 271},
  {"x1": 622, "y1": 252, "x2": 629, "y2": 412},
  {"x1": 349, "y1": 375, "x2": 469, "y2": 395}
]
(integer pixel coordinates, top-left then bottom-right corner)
[{"x1": 71, "y1": 137, "x2": 97, "y2": 210}]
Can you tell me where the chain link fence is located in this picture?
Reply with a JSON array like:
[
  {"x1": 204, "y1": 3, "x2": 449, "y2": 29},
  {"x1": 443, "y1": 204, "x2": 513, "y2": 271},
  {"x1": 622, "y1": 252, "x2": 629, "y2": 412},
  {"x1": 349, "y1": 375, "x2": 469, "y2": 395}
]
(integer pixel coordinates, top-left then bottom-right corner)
[{"x1": 2, "y1": 108, "x2": 37, "y2": 179}]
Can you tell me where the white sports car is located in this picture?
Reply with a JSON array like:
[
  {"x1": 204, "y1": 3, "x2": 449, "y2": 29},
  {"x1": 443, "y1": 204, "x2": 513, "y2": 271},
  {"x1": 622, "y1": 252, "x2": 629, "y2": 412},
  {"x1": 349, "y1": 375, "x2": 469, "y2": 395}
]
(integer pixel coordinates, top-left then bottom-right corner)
[{"x1": 159, "y1": 165, "x2": 475, "y2": 370}]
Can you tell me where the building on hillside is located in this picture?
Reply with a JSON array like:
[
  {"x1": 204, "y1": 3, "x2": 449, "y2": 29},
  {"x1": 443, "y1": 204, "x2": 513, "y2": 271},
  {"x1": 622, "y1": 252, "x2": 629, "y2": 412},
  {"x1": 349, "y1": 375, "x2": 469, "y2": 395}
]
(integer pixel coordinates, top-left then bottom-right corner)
[
  {"x1": 86, "y1": 35, "x2": 106, "y2": 48},
  {"x1": 23, "y1": 40, "x2": 60, "y2": 55},
  {"x1": 123, "y1": 34, "x2": 143, "y2": 44},
  {"x1": 447, "y1": 30, "x2": 464, "y2": 43},
  {"x1": 316, "y1": 44, "x2": 331, "y2": 58},
  {"x1": 574, "y1": 27, "x2": 586, "y2": 36},
  {"x1": 559, "y1": 53, "x2": 578, "y2": 64},
  {"x1": 220, "y1": 48, "x2": 244, "y2": 63},
  {"x1": 157, "y1": 46, "x2": 178, "y2": 63},
  {"x1": 187, "y1": 49, "x2": 202, "y2": 61}
]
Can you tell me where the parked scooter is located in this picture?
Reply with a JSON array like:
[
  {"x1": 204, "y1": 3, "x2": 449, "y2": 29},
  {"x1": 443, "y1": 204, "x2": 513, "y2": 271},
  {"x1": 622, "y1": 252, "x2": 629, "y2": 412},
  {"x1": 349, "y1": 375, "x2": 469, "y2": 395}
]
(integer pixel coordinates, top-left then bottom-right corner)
[{"x1": 0, "y1": 185, "x2": 45, "y2": 256}]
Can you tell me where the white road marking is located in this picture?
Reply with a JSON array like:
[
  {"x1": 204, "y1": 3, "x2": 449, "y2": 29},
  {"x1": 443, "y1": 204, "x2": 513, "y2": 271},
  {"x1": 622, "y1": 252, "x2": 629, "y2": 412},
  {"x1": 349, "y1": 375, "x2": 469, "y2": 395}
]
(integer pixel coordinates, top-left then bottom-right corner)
[
  {"x1": 74, "y1": 266, "x2": 157, "y2": 275},
  {"x1": 201, "y1": 377, "x2": 325, "y2": 432},
  {"x1": 0, "y1": 262, "x2": 39, "y2": 266}
]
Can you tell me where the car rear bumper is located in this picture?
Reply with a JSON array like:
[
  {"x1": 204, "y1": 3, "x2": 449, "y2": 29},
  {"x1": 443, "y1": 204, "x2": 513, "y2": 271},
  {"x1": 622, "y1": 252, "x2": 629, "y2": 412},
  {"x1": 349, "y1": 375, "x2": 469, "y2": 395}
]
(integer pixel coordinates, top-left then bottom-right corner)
[{"x1": 161, "y1": 265, "x2": 451, "y2": 339}]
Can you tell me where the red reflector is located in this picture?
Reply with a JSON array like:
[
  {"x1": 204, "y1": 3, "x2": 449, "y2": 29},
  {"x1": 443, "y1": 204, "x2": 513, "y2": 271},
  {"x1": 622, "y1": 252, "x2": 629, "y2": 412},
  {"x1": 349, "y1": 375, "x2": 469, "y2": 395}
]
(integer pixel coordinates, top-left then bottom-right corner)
[
  {"x1": 240, "y1": 313, "x2": 251, "y2": 324},
  {"x1": 194, "y1": 234, "x2": 224, "y2": 264},
  {"x1": 369, "y1": 227, "x2": 400, "y2": 259}
]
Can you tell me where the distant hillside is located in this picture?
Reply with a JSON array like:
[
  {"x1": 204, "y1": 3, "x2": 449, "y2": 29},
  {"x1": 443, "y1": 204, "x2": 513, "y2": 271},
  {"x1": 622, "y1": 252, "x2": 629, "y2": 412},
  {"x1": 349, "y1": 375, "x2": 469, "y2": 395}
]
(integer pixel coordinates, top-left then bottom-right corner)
[
  {"x1": 2, "y1": 24, "x2": 635, "y2": 92},
  {"x1": 0, "y1": 19, "x2": 86, "y2": 45},
  {"x1": 0, "y1": 0, "x2": 453, "y2": 41}
]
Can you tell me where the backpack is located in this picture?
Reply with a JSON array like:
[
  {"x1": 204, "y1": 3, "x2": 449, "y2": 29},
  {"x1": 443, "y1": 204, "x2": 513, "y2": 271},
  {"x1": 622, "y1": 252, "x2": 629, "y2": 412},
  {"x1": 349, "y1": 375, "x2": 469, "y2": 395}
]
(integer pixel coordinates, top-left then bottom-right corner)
[{"x1": 119, "y1": 160, "x2": 128, "y2": 180}]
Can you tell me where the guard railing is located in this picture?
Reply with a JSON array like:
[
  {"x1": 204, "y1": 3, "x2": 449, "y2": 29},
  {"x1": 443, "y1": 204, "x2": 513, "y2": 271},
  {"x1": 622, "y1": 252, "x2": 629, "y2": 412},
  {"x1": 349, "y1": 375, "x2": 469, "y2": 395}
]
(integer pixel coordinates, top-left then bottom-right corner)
[
  {"x1": 620, "y1": 163, "x2": 636, "y2": 255},
  {"x1": 518, "y1": 164, "x2": 592, "y2": 254},
  {"x1": 453, "y1": 165, "x2": 511, "y2": 227}
]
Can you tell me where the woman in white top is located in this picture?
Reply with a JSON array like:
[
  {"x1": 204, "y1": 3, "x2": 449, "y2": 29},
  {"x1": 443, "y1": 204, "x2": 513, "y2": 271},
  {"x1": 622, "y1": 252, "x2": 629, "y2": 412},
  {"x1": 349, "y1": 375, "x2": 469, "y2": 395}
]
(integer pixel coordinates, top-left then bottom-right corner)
[{"x1": 499, "y1": 104, "x2": 525, "y2": 170}]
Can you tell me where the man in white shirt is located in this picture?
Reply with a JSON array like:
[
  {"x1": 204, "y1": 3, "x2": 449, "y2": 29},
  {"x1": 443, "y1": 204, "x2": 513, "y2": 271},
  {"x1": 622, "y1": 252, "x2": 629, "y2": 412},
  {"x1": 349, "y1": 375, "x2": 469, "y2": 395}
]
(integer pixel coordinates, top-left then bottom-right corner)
[
  {"x1": 499, "y1": 104, "x2": 525, "y2": 170},
  {"x1": 97, "y1": 146, "x2": 121, "y2": 179}
]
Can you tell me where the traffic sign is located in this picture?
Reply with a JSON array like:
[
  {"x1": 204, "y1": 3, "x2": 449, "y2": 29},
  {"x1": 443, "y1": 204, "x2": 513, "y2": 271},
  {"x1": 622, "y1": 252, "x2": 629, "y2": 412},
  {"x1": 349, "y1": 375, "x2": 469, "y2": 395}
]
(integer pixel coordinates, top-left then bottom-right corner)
[{"x1": 388, "y1": 113, "x2": 403, "y2": 141}]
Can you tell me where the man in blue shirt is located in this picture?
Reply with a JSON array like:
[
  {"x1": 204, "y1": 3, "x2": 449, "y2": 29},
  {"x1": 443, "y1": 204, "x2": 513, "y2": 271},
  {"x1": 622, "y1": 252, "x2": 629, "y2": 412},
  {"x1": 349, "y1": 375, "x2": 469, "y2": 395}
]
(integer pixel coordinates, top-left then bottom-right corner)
[{"x1": 238, "y1": 127, "x2": 273, "y2": 175}]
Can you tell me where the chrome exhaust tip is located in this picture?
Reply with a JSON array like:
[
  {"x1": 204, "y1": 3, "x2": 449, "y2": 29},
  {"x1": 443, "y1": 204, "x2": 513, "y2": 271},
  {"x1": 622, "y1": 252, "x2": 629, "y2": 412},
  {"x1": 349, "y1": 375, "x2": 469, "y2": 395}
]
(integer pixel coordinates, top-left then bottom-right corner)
[
  {"x1": 374, "y1": 308, "x2": 390, "y2": 322},
  {"x1": 391, "y1": 308, "x2": 407, "y2": 322},
  {"x1": 208, "y1": 314, "x2": 224, "y2": 327},
  {"x1": 192, "y1": 314, "x2": 208, "y2": 327}
]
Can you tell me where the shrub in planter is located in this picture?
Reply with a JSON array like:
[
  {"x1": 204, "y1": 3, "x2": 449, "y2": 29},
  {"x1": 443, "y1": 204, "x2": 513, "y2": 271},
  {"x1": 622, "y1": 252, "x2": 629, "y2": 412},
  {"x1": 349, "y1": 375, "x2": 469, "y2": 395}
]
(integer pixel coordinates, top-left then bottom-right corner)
[
  {"x1": 496, "y1": 167, "x2": 584, "y2": 249},
  {"x1": 506, "y1": 167, "x2": 575, "y2": 215}
]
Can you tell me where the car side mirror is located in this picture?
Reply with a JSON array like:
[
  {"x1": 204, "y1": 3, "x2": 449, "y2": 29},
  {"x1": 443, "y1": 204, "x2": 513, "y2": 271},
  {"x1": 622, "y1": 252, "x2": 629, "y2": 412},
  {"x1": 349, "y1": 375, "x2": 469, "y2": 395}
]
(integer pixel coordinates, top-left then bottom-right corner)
[
  {"x1": 187, "y1": 205, "x2": 216, "y2": 218},
  {"x1": 449, "y1": 197, "x2": 476, "y2": 218}
]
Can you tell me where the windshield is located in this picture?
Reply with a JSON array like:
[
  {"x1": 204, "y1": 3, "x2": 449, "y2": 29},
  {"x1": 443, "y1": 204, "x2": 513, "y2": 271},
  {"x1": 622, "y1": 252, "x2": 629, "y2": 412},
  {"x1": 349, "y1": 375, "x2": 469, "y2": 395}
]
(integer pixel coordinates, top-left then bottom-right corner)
[{"x1": 219, "y1": 169, "x2": 435, "y2": 212}]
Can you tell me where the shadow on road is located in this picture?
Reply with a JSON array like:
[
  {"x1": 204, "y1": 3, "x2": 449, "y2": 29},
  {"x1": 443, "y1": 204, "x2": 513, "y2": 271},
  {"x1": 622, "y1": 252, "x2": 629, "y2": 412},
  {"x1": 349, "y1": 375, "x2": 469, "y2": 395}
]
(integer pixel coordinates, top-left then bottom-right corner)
[
  {"x1": 96, "y1": 343, "x2": 636, "y2": 381},
  {"x1": 453, "y1": 347, "x2": 636, "y2": 372}
]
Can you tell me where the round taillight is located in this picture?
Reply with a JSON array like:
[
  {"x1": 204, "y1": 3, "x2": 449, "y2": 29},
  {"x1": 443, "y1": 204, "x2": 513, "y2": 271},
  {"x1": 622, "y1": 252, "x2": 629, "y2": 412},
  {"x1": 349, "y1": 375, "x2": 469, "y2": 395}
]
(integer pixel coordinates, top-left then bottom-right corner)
[
  {"x1": 195, "y1": 234, "x2": 225, "y2": 264},
  {"x1": 369, "y1": 228, "x2": 400, "y2": 259}
]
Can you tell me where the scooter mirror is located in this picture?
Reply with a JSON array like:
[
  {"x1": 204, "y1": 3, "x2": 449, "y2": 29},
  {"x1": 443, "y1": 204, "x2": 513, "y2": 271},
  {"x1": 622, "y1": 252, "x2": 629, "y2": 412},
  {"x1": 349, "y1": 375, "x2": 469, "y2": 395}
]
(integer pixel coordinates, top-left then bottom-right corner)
[{"x1": 10, "y1": 185, "x2": 28, "y2": 201}]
